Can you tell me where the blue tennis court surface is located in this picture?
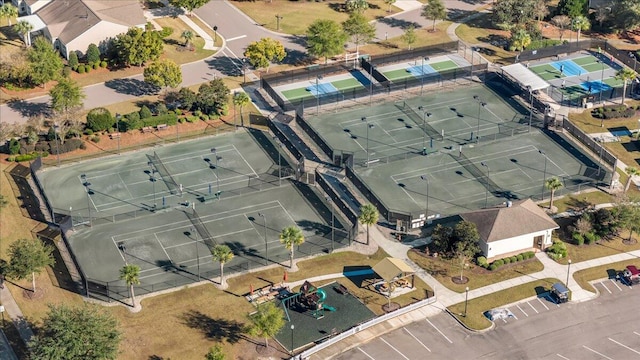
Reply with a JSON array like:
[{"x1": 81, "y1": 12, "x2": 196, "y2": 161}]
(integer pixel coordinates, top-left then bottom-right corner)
[
  {"x1": 580, "y1": 80, "x2": 611, "y2": 94},
  {"x1": 350, "y1": 69, "x2": 372, "y2": 86},
  {"x1": 407, "y1": 64, "x2": 437, "y2": 77},
  {"x1": 551, "y1": 60, "x2": 587, "y2": 77},
  {"x1": 343, "y1": 269, "x2": 374, "y2": 277},
  {"x1": 307, "y1": 82, "x2": 338, "y2": 96}
]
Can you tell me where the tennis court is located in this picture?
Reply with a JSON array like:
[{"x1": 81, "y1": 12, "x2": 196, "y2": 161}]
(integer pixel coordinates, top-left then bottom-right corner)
[
  {"x1": 279, "y1": 71, "x2": 367, "y2": 102},
  {"x1": 305, "y1": 83, "x2": 530, "y2": 166},
  {"x1": 37, "y1": 131, "x2": 348, "y2": 299},
  {"x1": 380, "y1": 55, "x2": 465, "y2": 82}
]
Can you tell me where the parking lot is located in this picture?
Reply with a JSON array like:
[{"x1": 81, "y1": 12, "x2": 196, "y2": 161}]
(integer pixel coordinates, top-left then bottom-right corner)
[{"x1": 332, "y1": 278, "x2": 640, "y2": 360}]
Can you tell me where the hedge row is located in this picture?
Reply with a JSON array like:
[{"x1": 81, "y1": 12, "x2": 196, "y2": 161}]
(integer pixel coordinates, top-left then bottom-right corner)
[
  {"x1": 476, "y1": 251, "x2": 535, "y2": 271},
  {"x1": 572, "y1": 231, "x2": 599, "y2": 245},
  {"x1": 593, "y1": 104, "x2": 639, "y2": 119},
  {"x1": 7, "y1": 152, "x2": 49, "y2": 162}
]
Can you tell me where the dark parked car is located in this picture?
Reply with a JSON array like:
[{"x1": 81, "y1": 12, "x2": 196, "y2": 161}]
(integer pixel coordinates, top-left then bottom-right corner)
[{"x1": 550, "y1": 282, "x2": 569, "y2": 303}]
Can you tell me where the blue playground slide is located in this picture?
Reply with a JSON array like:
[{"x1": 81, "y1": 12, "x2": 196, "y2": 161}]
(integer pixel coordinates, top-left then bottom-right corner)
[
  {"x1": 323, "y1": 304, "x2": 336, "y2": 311},
  {"x1": 317, "y1": 288, "x2": 327, "y2": 301}
]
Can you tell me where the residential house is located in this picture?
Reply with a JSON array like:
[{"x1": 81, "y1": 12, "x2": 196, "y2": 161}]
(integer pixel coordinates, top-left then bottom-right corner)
[{"x1": 460, "y1": 199, "x2": 559, "y2": 260}]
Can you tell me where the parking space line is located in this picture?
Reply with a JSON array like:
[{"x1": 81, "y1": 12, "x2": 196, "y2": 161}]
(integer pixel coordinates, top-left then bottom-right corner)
[
  {"x1": 634, "y1": 331, "x2": 640, "y2": 336},
  {"x1": 556, "y1": 354, "x2": 570, "y2": 359},
  {"x1": 380, "y1": 338, "x2": 410, "y2": 360},
  {"x1": 537, "y1": 298, "x2": 550, "y2": 310},
  {"x1": 608, "y1": 338, "x2": 640, "y2": 355},
  {"x1": 600, "y1": 281, "x2": 612, "y2": 294},
  {"x1": 527, "y1": 302, "x2": 539, "y2": 314},
  {"x1": 583, "y1": 345, "x2": 614, "y2": 360},
  {"x1": 358, "y1": 347, "x2": 376, "y2": 359},
  {"x1": 516, "y1": 304, "x2": 529, "y2": 317},
  {"x1": 403, "y1": 327, "x2": 431, "y2": 352},
  {"x1": 426, "y1": 319, "x2": 453, "y2": 344},
  {"x1": 610, "y1": 279, "x2": 623, "y2": 291}
]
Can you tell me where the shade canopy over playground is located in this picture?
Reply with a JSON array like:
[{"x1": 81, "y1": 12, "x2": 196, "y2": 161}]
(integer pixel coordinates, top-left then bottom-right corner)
[
  {"x1": 373, "y1": 257, "x2": 415, "y2": 283},
  {"x1": 501, "y1": 63, "x2": 549, "y2": 91}
]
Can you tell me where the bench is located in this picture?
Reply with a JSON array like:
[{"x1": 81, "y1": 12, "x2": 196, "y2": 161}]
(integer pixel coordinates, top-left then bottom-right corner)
[
  {"x1": 142, "y1": 126, "x2": 153, "y2": 133},
  {"x1": 109, "y1": 132, "x2": 121, "y2": 139},
  {"x1": 334, "y1": 283, "x2": 349, "y2": 295},
  {"x1": 156, "y1": 124, "x2": 168, "y2": 131}
]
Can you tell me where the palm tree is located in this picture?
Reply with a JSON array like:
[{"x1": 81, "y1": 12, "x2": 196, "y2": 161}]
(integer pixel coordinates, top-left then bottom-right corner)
[
  {"x1": 509, "y1": 28, "x2": 532, "y2": 51},
  {"x1": 345, "y1": 0, "x2": 368, "y2": 13},
  {"x1": 181, "y1": 30, "x2": 194, "y2": 47},
  {"x1": 279, "y1": 226, "x2": 305, "y2": 269},
  {"x1": 120, "y1": 264, "x2": 141, "y2": 308},
  {"x1": 212, "y1": 244, "x2": 234, "y2": 288},
  {"x1": 358, "y1": 203, "x2": 379, "y2": 245},
  {"x1": 552, "y1": 15, "x2": 571, "y2": 42},
  {"x1": 0, "y1": 3, "x2": 18, "y2": 26},
  {"x1": 624, "y1": 166, "x2": 640, "y2": 193},
  {"x1": 13, "y1": 20, "x2": 34, "y2": 48},
  {"x1": 572, "y1": 15, "x2": 590, "y2": 43},
  {"x1": 615, "y1": 68, "x2": 637, "y2": 105},
  {"x1": 545, "y1": 177, "x2": 563, "y2": 210},
  {"x1": 233, "y1": 91, "x2": 250, "y2": 127}
]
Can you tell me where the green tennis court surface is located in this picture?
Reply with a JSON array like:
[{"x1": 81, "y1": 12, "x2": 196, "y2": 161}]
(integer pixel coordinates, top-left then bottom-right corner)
[
  {"x1": 281, "y1": 78, "x2": 364, "y2": 101},
  {"x1": 430, "y1": 60, "x2": 458, "y2": 71},
  {"x1": 581, "y1": 62, "x2": 608, "y2": 72},
  {"x1": 332, "y1": 78, "x2": 363, "y2": 91},
  {"x1": 571, "y1": 55, "x2": 599, "y2": 66},
  {"x1": 383, "y1": 60, "x2": 461, "y2": 81},
  {"x1": 282, "y1": 87, "x2": 314, "y2": 101},
  {"x1": 529, "y1": 64, "x2": 564, "y2": 81}
]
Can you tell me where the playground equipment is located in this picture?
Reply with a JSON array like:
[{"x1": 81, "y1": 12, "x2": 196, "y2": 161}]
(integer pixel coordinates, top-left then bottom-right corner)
[{"x1": 281, "y1": 281, "x2": 336, "y2": 321}]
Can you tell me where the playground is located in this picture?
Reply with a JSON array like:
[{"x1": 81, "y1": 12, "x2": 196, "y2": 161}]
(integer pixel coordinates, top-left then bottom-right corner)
[{"x1": 36, "y1": 131, "x2": 349, "y2": 301}]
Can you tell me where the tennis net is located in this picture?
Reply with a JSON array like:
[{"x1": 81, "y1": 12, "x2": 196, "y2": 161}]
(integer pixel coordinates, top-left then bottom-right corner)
[
  {"x1": 186, "y1": 209, "x2": 216, "y2": 251},
  {"x1": 396, "y1": 103, "x2": 442, "y2": 142},
  {"x1": 456, "y1": 153, "x2": 501, "y2": 195},
  {"x1": 152, "y1": 152, "x2": 179, "y2": 195}
]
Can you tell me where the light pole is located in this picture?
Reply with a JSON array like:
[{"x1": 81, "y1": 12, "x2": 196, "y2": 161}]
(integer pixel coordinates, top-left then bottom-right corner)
[
  {"x1": 53, "y1": 122, "x2": 61, "y2": 167},
  {"x1": 290, "y1": 324, "x2": 295, "y2": 355},
  {"x1": 211, "y1": 148, "x2": 222, "y2": 199},
  {"x1": 274, "y1": 137, "x2": 282, "y2": 186},
  {"x1": 326, "y1": 196, "x2": 334, "y2": 253},
  {"x1": 473, "y1": 96, "x2": 486, "y2": 143},
  {"x1": 191, "y1": 227, "x2": 200, "y2": 281},
  {"x1": 361, "y1": 117, "x2": 374, "y2": 167},
  {"x1": 566, "y1": 259, "x2": 572, "y2": 287},
  {"x1": 539, "y1": 150, "x2": 547, "y2": 200},
  {"x1": 598, "y1": 59, "x2": 605, "y2": 105},
  {"x1": 213, "y1": 25, "x2": 218, "y2": 42},
  {"x1": 527, "y1": 86, "x2": 533, "y2": 132},
  {"x1": 115, "y1": 113, "x2": 121, "y2": 154},
  {"x1": 147, "y1": 161, "x2": 156, "y2": 208},
  {"x1": 420, "y1": 175, "x2": 429, "y2": 223},
  {"x1": 69, "y1": 206, "x2": 73, "y2": 228},
  {"x1": 481, "y1": 162, "x2": 490, "y2": 208},
  {"x1": 316, "y1": 75, "x2": 323, "y2": 115},
  {"x1": 369, "y1": 65, "x2": 374, "y2": 105},
  {"x1": 81, "y1": 174, "x2": 92, "y2": 227},
  {"x1": 259, "y1": 213, "x2": 267, "y2": 265},
  {"x1": 417, "y1": 106, "x2": 432, "y2": 155},
  {"x1": 464, "y1": 286, "x2": 469, "y2": 317}
]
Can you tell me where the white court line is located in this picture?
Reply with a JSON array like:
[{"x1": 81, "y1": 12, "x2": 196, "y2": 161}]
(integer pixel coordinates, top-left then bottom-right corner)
[
  {"x1": 583, "y1": 345, "x2": 613, "y2": 360},
  {"x1": 537, "y1": 298, "x2": 550, "y2": 310},
  {"x1": 118, "y1": 173, "x2": 134, "y2": 199},
  {"x1": 608, "y1": 338, "x2": 640, "y2": 355},
  {"x1": 358, "y1": 347, "x2": 376, "y2": 359},
  {"x1": 600, "y1": 281, "x2": 612, "y2": 294},
  {"x1": 610, "y1": 279, "x2": 623, "y2": 291},
  {"x1": 226, "y1": 35, "x2": 246, "y2": 42},
  {"x1": 232, "y1": 144, "x2": 260, "y2": 178},
  {"x1": 164, "y1": 228, "x2": 255, "y2": 250},
  {"x1": 556, "y1": 354, "x2": 570, "y2": 359},
  {"x1": 527, "y1": 301, "x2": 539, "y2": 314},
  {"x1": 403, "y1": 327, "x2": 431, "y2": 352},
  {"x1": 111, "y1": 238, "x2": 127, "y2": 263},
  {"x1": 380, "y1": 338, "x2": 410, "y2": 360},
  {"x1": 516, "y1": 304, "x2": 528, "y2": 317},
  {"x1": 277, "y1": 200, "x2": 298, "y2": 225},
  {"x1": 426, "y1": 319, "x2": 453, "y2": 343},
  {"x1": 155, "y1": 233, "x2": 171, "y2": 260}
]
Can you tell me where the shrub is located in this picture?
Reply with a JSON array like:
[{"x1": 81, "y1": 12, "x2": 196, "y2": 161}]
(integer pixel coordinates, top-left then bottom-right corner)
[
  {"x1": 547, "y1": 240, "x2": 567, "y2": 260},
  {"x1": 526, "y1": 39, "x2": 562, "y2": 50},
  {"x1": 524, "y1": 251, "x2": 535, "y2": 259},
  {"x1": 494, "y1": 259, "x2": 504, "y2": 267},
  {"x1": 160, "y1": 26, "x2": 174, "y2": 38},
  {"x1": 476, "y1": 256, "x2": 488, "y2": 267},
  {"x1": 200, "y1": 114, "x2": 209, "y2": 121},
  {"x1": 209, "y1": 113, "x2": 219, "y2": 121},
  {"x1": 179, "y1": 117, "x2": 186, "y2": 124},
  {"x1": 503, "y1": 257, "x2": 511, "y2": 264},
  {"x1": 139, "y1": 105, "x2": 152, "y2": 119},
  {"x1": 156, "y1": 103, "x2": 168, "y2": 116},
  {"x1": 34, "y1": 142, "x2": 49, "y2": 152},
  {"x1": 78, "y1": 65, "x2": 86, "y2": 74},
  {"x1": 194, "y1": 110, "x2": 202, "y2": 117},
  {"x1": 100, "y1": 60, "x2": 107, "y2": 68},
  {"x1": 79, "y1": 142, "x2": 87, "y2": 150},
  {"x1": 516, "y1": 254, "x2": 524, "y2": 262},
  {"x1": 85, "y1": 65, "x2": 91, "y2": 73},
  {"x1": 12, "y1": 153, "x2": 45, "y2": 162},
  {"x1": 86, "y1": 43, "x2": 101, "y2": 65},
  {"x1": 92, "y1": 63, "x2": 99, "y2": 70},
  {"x1": 83, "y1": 129, "x2": 94, "y2": 135},
  {"x1": 489, "y1": 264, "x2": 498, "y2": 271},
  {"x1": 572, "y1": 232, "x2": 585, "y2": 245},
  {"x1": 140, "y1": 113, "x2": 178, "y2": 127},
  {"x1": 584, "y1": 231, "x2": 599, "y2": 245},
  {"x1": 174, "y1": 109, "x2": 182, "y2": 116},
  {"x1": 91, "y1": 136, "x2": 100, "y2": 143},
  {"x1": 219, "y1": 103, "x2": 229, "y2": 116},
  {"x1": 510, "y1": 256, "x2": 518, "y2": 263},
  {"x1": 187, "y1": 115, "x2": 199, "y2": 123},
  {"x1": 86, "y1": 107, "x2": 115, "y2": 132},
  {"x1": 8, "y1": 138, "x2": 20, "y2": 155},
  {"x1": 68, "y1": 51, "x2": 79, "y2": 69},
  {"x1": 62, "y1": 66, "x2": 71, "y2": 77}
]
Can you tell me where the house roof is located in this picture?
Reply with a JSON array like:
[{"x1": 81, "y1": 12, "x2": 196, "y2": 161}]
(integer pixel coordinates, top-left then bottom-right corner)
[
  {"x1": 372, "y1": 257, "x2": 414, "y2": 283},
  {"x1": 460, "y1": 199, "x2": 559, "y2": 243},
  {"x1": 36, "y1": 0, "x2": 145, "y2": 45}
]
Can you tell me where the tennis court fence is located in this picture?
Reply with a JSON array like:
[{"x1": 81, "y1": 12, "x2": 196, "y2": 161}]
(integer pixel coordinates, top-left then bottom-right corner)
[
  {"x1": 560, "y1": 116, "x2": 618, "y2": 169},
  {"x1": 396, "y1": 102, "x2": 443, "y2": 142},
  {"x1": 186, "y1": 208, "x2": 217, "y2": 250},
  {"x1": 456, "y1": 152, "x2": 501, "y2": 195},
  {"x1": 150, "y1": 152, "x2": 179, "y2": 195}
]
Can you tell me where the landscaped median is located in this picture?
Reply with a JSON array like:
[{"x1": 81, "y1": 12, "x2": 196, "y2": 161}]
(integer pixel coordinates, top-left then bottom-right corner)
[
  {"x1": 573, "y1": 259, "x2": 634, "y2": 293},
  {"x1": 447, "y1": 278, "x2": 562, "y2": 330}
]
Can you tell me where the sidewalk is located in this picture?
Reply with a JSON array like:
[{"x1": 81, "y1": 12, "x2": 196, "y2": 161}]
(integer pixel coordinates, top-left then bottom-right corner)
[{"x1": 0, "y1": 286, "x2": 34, "y2": 347}]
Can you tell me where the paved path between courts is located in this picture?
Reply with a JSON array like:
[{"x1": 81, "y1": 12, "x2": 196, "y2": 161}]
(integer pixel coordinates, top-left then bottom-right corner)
[{"x1": 0, "y1": 285, "x2": 33, "y2": 351}]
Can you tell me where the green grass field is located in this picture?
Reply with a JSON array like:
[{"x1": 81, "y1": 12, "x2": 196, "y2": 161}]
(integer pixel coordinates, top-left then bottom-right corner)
[{"x1": 530, "y1": 64, "x2": 565, "y2": 81}]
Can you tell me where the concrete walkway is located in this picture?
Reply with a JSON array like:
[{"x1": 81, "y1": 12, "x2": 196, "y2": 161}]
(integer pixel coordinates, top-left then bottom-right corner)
[
  {"x1": 0, "y1": 286, "x2": 34, "y2": 347},
  {"x1": 179, "y1": 15, "x2": 216, "y2": 50}
]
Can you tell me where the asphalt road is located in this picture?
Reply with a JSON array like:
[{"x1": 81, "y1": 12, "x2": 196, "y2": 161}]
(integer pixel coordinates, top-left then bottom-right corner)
[{"x1": 334, "y1": 279, "x2": 640, "y2": 359}]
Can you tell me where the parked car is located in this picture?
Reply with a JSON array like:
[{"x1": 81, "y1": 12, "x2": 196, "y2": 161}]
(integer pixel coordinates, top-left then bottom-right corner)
[
  {"x1": 550, "y1": 282, "x2": 569, "y2": 303},
  {"x1": 622, "y1": 265, "x2": 640, "y2": 284}
]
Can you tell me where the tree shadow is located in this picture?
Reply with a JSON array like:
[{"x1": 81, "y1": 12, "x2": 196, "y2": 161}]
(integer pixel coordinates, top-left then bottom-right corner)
[
  {"x1": 181, "y1": 309, "x2": 246, "y2": 343},
  {"x1": 9, "y1": 164, "x2": 46, "y2": 222},
  {"x1": 377, "y1": 17, "x2": 421, "y2": 30},
  {"x1": 7, "y1": 99, "x2": 51, "y2": 119},
  {"x1": 204, "y1": 56, "x2": 242, "y2": 77},
  {"x1": 104, "y1": 78, "x2": 159, "y2": 96},
  {"x1": 447, "y1": 9, "x2": 477, "y2": 21}
]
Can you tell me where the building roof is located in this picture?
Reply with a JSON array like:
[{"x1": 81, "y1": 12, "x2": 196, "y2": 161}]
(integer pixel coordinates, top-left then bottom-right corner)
[
  {"x1": 501, "y1": 63, "x2": 550, "y2": 91},
  {"x1": 372, "y1": 257, "x2": 414, "y2": 283},
  {"x1": 36, "y1": 0, "x2": 145, "y2": 45},
  {"x1": 460, "y1": 199, "x2": 559, "y2": 243}
]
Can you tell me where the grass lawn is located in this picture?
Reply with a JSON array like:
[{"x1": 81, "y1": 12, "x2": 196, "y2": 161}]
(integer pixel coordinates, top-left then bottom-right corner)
[
  {"x1": 232, "y1": 0, "x2": 398, "y2": 35},
  {"x1": 407, "y1": 250, "x2": 544, "y2": 293},
  {"x1": 539, "y1": 190, "x2": 614, "y2": 213},
  {"x1": 154, "y1": 17, "x2": 215, "y2": 64},
  {"x1": 573, "y1": 259, "x2": 630, "y2": 292},
  {"x1": 448, "y1": 278, "x2": 561, "y2": 330},
  {"x1": 454, "y1": 12, "x2": 514, "y2": 64},
  {"x1": 360, "y1": 22, "x2": 453, "y2": 56}
]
